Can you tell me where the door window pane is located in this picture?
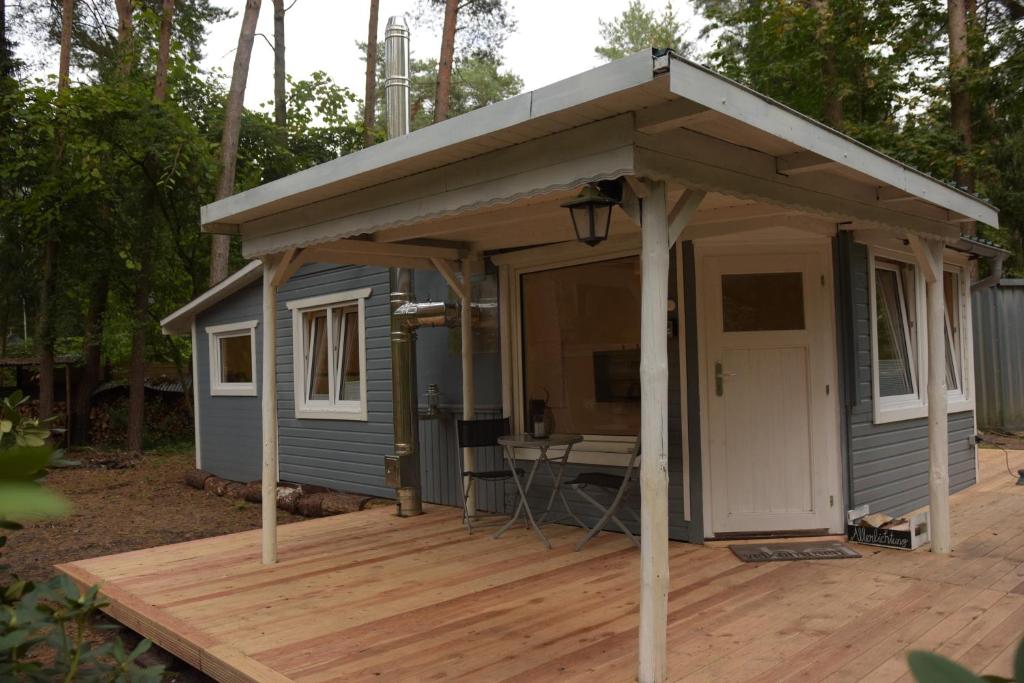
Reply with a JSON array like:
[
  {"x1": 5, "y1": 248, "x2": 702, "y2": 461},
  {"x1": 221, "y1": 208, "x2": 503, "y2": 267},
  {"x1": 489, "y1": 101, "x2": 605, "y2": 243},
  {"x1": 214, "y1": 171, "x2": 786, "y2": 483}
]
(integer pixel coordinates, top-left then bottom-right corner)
[
  {"x1": 219, "y1": 334, "x2": 253, "y2": 383},
  {"x1": 874, "y1": 262, "x2": 917, "y2": 397},
  {"x1": 721, "y1": 272, "x2": 805, "y2": 332}
]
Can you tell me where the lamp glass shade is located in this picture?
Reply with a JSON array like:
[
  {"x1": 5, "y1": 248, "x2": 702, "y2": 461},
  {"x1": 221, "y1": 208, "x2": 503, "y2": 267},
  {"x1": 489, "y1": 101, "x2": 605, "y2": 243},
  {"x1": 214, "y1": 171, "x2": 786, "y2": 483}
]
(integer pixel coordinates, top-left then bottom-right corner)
[{"x1": 562, "y1": 185, "x2": 618, "y2": 247}]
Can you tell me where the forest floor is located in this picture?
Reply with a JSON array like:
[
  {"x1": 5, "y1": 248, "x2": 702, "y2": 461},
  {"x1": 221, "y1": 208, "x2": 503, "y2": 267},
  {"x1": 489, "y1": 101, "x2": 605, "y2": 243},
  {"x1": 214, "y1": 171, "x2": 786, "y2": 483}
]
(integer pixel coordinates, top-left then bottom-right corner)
[{"x1": 3, "y1": 445, "x2": 302, "y2": 681}]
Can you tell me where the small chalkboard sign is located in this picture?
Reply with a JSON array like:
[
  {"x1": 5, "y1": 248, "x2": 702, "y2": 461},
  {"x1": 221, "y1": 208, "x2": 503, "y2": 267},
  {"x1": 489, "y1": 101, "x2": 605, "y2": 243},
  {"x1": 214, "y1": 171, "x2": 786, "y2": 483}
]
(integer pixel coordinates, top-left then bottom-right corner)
[{"x1": 846, "y1": 510, "x2": 930, "y2": 551}]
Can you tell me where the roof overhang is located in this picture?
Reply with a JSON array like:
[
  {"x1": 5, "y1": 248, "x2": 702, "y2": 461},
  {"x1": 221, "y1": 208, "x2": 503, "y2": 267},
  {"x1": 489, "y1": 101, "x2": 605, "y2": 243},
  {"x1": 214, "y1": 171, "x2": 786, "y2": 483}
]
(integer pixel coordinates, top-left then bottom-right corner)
[
  {"x1": 198, "y1": 50, "x2": 998, "y2": 261},
  {"x1": 160, "y1": 261, "x2": 262, "y2": 336}
]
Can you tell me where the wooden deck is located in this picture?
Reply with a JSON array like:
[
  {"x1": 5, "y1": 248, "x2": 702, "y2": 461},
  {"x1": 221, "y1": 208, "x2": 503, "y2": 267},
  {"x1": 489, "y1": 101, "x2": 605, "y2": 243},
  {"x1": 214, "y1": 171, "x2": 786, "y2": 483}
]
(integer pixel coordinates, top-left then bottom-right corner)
[{"x1": 59, "y1": 449, "x2": 1024, "y2": 682}]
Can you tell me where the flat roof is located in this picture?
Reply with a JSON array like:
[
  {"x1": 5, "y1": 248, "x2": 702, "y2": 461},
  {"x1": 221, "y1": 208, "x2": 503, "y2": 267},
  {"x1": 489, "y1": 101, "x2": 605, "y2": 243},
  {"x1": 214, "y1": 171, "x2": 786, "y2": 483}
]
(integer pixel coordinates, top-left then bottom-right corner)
[{"x1": 200, "y1": 50, "x2": 997, "y2": 239}]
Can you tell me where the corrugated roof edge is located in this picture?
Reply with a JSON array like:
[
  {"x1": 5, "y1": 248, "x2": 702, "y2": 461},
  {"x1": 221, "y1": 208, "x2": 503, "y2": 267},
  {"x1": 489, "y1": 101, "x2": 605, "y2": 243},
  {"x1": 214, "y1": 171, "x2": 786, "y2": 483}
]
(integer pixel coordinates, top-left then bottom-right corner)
[
  {"x1": 159, "y1": 261, "x2": 263, "y2": 336},
  {"x1": 954, "y1": 234, "x2": 1012, "y2": 258},
  {"x1": 665, "y1": 51, "x2": 998, "y2": 227}
]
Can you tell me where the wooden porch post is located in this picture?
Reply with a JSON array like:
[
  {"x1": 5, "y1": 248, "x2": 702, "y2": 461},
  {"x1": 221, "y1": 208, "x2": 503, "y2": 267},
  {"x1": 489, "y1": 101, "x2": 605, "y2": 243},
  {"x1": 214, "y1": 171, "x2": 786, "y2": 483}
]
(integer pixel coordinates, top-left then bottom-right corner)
[
  {"x1": 261, "y1": 258, "x2": 279, "y2": 564},
  {"x1": 461, "y1": 258, "x2": 476, "y2": 517},
  {"x1": 638, "y1": 180, "x2": 671, "y2": 683},
  {"x1": 924, "y1": 239, "x2": 951, "y2": 554}
]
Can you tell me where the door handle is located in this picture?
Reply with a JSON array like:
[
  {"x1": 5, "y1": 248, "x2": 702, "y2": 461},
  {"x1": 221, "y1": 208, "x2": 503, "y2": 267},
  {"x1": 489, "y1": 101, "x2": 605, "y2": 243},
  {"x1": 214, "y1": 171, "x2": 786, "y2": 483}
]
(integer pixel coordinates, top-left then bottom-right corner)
[{"x1": 715, "y1": 361, "x2": 736, "y2": 396}]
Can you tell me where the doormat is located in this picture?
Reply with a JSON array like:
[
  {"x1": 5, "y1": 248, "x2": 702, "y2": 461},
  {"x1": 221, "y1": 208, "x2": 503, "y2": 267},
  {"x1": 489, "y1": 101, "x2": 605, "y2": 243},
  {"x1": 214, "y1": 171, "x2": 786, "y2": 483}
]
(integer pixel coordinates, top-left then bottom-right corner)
[{"x1": 729, "y1": 541, "x2": 861, "y2": 563}]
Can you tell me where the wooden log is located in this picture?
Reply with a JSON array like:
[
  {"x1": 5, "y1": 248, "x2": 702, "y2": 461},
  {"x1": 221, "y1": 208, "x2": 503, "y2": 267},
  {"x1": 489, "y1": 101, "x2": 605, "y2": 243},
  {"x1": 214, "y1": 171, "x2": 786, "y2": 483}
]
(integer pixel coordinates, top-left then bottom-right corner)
[
  {"x1": 639, "y1": 179, "x2": 671, "y2": 683},
  {"x1": 222, "y1": 482, "x2": 248, "y2": 500},
  {"x1": 275, "y1": 484, "x2": 301, "y2": 513},
  {"x1": 184, "y1": 469, "x2": 214, "y2": 490},
  {"x1": 321, "y1": 491, "x2": 372, "y2": 515},
  {"x1": 261, "y1": 258, "x2": 279, "y2": 564},
  {"x1": 204, "y1": 476, "x2": 231, "y2": 496},
  {"x1": 296, "y1": 492, "x2": 328, "y2": 518},
  {"x1": 242, "y1": 481, "x2": 262, "y2": 503}
]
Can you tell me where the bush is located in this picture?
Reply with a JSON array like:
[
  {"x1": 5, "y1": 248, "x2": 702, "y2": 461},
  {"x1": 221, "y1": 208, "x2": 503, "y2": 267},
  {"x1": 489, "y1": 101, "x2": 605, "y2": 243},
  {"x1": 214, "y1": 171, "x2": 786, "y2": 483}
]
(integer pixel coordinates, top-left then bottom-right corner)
[{"x1": 0, "y1": 391, "x2": 164, "y2": 681}]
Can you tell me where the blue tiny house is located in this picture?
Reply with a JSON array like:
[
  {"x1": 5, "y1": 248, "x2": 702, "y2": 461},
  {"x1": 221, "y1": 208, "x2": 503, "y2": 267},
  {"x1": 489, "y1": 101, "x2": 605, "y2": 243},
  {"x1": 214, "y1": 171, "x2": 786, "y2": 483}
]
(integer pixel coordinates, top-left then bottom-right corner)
[
  {"x1": 160, "y1": 50, "x2": 1008, "y2": 562},
  {"x1": 164, "y1": 229, "x2": 997, "y2": 543}
]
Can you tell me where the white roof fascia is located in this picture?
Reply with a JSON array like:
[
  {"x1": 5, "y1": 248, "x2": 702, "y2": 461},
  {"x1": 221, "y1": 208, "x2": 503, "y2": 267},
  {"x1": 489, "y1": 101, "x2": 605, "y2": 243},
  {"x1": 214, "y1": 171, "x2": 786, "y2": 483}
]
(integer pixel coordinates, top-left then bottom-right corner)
[
  {"x1": 667, "y1": 56, "x2": 999, "y2": 228},
  {"x1": 160, "y1": 261, "x2": 263, "y2": 336},
  {"x1": 201, "y1": 50, "x2": 656, "y2": 230}
]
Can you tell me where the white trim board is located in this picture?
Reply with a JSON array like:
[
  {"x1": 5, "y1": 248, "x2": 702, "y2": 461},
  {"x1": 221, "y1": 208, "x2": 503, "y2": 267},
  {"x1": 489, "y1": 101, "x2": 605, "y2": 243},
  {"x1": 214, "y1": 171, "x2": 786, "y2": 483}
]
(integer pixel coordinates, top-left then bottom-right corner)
[{"x1": 191, "y1": 320, "x2": 202, "y2": 469}]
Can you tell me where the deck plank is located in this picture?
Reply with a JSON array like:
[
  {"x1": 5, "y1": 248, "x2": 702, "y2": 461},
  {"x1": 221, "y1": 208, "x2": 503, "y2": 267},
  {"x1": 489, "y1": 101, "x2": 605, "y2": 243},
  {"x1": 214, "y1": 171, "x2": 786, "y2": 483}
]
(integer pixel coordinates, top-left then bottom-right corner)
[{"x1": 58, "y1": 449, "x2": 1024, "y2": 682}]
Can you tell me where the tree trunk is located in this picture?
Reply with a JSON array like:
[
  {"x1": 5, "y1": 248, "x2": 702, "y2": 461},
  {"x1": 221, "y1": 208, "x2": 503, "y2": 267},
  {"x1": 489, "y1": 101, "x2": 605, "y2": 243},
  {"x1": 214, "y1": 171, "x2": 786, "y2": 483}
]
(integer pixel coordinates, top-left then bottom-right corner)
[
  {"x1": 812, "y1": 0, "x2": 843, "y2": 129},
  {"x1": 114, "y1": 0, "x2": 133, "y2": 77},
  {"x1": 126, "y1": 0, "x2": 174, "y2": 455},
  {"x1": 948, "y1": 0, "x2": 974, "y2": 197},
  {"x1": 209, "y1": 0, "x2": 263, "y2": 287},
  {"x1": 273, "y1": 0, "x2": 285, "y2": 129},
  {"x1": 433, "y1": 0, "x2": 458, "y2": 122},
  {"x1": 36, "y1": 238, "x2": 57, "y2": 420},
  {"x1": 1, "y1": 0, "x2": 11, "y2": 79},
  {"x1": 126, "y1": 246, "x2": 151, "y2": 455},
  {"x1": 73, "y1": 272, "x2": 107, "y2": 445},
  {"x1": 363, "y1": 0, "x2": 379, "y2": 146},
  {"x1": 38, "y1": 0, "x2": 75, "y2": 420},
  {"x1": 57, "y1": 0, "x2": 73, "y2": 91},
  {"x1": 153, "y1": 0, "x2": 173, "y2": 101}
]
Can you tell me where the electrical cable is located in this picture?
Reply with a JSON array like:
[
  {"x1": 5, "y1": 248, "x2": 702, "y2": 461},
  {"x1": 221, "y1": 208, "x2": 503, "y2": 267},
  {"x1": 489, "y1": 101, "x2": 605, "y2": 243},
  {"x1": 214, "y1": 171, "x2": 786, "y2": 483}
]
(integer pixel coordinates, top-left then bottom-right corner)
[{"x1": 975, "y1": 432, "x2": 1022, "y2": 481}]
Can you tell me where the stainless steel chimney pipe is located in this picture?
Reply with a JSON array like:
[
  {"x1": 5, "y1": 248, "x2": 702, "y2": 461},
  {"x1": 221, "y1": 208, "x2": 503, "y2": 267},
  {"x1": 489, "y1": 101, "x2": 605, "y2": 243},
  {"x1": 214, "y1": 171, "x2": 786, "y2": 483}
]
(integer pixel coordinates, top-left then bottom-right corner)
[
  {"x1": 383, "y1": 15, "x2": 422, "y2": 516},
  {"x1": 384, "y1": 16, "x2": 410, "y2": 139}
]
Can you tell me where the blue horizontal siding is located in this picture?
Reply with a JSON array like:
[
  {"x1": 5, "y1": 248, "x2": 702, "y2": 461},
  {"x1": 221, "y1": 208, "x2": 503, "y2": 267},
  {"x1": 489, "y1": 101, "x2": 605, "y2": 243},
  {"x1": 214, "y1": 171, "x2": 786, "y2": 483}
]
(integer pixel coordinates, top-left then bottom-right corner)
[{"x1": 846, "y1": 241, "x2": 976, "y2": 518}]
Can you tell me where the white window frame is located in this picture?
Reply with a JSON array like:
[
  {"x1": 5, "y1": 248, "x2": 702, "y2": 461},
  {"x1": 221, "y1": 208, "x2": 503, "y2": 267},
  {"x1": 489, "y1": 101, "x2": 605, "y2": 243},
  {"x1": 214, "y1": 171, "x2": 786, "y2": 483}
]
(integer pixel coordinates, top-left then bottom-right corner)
[
  {"x1": 287, "y1": 288, "x2": 371, "y2": 421},
  {"x1": 868, "y1": 245, "x2": 974, "y2": 423},
  {"x1": 207, "y1": 320, "x2": 258, "y2": 397},
  {"x1": 944, "y1": 262, "x2": 974, "y2": 413}
]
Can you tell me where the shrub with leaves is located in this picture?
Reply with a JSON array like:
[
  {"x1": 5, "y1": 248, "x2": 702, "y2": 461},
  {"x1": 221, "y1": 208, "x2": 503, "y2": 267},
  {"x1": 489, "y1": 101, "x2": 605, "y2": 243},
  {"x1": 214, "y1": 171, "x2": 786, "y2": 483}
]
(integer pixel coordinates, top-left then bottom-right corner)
[
  {"x1": 908, "y1": 638, "x2": 1024, "y2": 682},
  {"x1": 0, "y1": 391, "x2": 69, "y2": 518},
  {"x1": 0, "y1": 391, "x2": 164, "y2": 680}
]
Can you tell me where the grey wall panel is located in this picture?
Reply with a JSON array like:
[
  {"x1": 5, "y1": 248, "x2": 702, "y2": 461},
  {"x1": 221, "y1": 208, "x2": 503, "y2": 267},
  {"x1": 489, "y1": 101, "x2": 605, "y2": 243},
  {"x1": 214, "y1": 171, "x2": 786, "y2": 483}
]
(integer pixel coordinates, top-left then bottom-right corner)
[
  {"x1": 846, "y1": 241, "x2": 977, "y2": 518},
  {"x1": 194, "y1": 281, "x2": 264, "y2": 482},
  {"x1": 973, "y1": 281, "x2": 1024, "y2": 431},
  {"x1": 275, "y1": 263, "x2": 395, "y2": 498}
]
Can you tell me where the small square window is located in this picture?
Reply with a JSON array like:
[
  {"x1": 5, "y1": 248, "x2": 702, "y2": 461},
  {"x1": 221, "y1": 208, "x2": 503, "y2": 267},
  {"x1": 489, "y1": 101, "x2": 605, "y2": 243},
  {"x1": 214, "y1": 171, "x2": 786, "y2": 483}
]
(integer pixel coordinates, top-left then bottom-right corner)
[{"x1": 207, "y1": 321, "x2": 258, "y2": 397}]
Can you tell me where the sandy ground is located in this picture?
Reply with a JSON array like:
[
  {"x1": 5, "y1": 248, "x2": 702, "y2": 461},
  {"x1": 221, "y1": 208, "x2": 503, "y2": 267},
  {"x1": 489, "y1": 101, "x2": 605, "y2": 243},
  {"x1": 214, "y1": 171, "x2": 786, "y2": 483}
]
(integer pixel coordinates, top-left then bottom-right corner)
[{"x1": 3, "y1": 447, "x2": 302, "y2": 680}]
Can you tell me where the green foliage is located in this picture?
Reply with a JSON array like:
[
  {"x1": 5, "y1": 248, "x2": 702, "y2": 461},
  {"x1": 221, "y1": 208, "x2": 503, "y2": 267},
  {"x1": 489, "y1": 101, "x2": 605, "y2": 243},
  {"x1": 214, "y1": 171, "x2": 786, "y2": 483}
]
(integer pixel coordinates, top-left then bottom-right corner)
[
  {"x1": 595, "y1": 0, "x2": 692, "y2": 61},
  {"x1": 0, "y1": 571, "x2": 164, "y2": 681},
  {"x1": 0, "y1": 391, "x2": 68, "y2": 519},
  {"x1": 413, "y1": 0, "x2": 517, "y2": 57},
  {"x1": 361, "y1": 43, "x2": 523, "y2": 133},
  {"x1": 907, "y1": 637, "x2": 1024, "y2": 682},
  {"x1": 692, "y1": 0, "x2": 1024, "y2": 273},
  {"x1": 0, "y1": 391, "x2": 162, "y2": 679}
]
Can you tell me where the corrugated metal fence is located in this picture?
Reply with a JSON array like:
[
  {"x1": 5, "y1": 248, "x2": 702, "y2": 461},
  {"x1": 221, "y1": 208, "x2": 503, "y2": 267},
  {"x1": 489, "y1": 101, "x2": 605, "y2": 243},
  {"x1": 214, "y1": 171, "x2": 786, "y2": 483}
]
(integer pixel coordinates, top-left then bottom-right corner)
[{"x1": 973, "y1": 280, "x2": 1024, "y2": 431}]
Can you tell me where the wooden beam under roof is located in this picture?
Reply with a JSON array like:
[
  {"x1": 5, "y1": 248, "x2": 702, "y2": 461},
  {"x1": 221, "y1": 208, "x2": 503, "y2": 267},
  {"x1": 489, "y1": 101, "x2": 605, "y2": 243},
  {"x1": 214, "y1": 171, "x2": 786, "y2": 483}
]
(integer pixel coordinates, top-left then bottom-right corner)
[
  {"x1": 775, "y1": 150, "x2": 839, "y2": 175},
  {"x1": 635, "y1": 99, "x2": 710, "y2": 134},
  {"x1": 635, "y1": 127, "x2": 961, "y2": 239}
]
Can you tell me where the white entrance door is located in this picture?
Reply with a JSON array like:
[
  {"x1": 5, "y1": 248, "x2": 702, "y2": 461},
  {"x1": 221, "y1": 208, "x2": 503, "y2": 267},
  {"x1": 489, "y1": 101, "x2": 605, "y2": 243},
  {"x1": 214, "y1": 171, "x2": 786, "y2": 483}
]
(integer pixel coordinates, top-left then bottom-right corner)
[{"x1": 704, "y1": 251, "x2": 838, "y2": 535}]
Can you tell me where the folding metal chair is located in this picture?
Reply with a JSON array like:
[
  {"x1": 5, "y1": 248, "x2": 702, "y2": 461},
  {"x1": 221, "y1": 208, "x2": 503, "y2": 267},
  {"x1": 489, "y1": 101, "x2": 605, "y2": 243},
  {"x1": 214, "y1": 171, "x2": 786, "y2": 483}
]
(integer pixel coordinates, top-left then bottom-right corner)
[
  {"x1": 566, "y1": 438, "x2": 641, "y2": 551},
  {"x1": 456, "y1": 417, "x2": 518, "y2": 533}
]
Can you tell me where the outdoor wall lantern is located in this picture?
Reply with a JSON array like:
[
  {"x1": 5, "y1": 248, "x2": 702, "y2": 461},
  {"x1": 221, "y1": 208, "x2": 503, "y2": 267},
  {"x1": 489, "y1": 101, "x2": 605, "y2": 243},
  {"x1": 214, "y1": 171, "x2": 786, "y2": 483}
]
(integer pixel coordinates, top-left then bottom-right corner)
[{"x1": 562, "y1": 182, "x2": 620, "y2": 247}]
